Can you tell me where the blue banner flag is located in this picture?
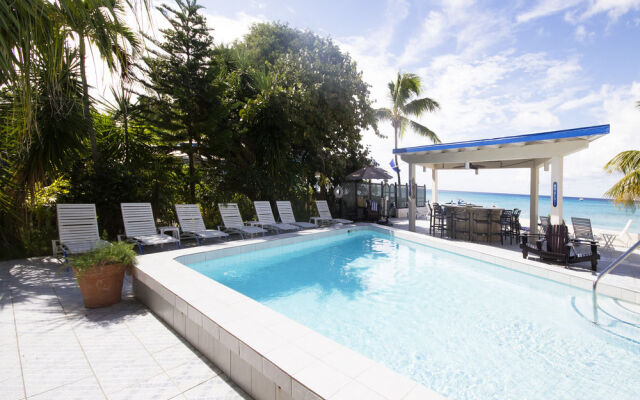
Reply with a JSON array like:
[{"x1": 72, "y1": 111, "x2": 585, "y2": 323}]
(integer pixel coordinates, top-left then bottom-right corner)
[{"x1": 390, "y1": 159, "x2": 399, "y2": 173}]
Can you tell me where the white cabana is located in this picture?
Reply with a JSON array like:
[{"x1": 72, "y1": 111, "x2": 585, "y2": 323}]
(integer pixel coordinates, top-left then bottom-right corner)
[{"x1": 393, "y1": 125, "x2": 610, "y2": 232}]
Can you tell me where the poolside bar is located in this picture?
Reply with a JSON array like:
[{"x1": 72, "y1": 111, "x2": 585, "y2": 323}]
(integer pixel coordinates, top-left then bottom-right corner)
[{"x1": 395, "y1": 125, "x2": 610, "y2": 234}]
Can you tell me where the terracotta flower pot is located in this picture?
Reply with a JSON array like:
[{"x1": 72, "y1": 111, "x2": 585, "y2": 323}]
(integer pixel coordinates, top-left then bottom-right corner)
[{"x1": 73, "y1": 264, "x2": 126, "y2": 308}]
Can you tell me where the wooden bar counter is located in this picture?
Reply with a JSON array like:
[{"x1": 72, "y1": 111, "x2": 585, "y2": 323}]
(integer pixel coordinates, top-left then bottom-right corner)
[{"x1": 441, "y1": 204, "x2": 503, "y2": 242}]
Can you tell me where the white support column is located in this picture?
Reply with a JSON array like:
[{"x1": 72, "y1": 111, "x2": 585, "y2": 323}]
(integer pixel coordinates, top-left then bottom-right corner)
[
  {"x1": 550, "y1": 156, "x2": 564, "y2": 225},
  {"x1": 431, "y1": 168, "x2": 438, "y2": 204},
  {"x1": 530, "y1": 165, "x2": 539, "y2": 234},
  {"x1": 408, "y1": 163, "x2": 416, "y2": 232}
]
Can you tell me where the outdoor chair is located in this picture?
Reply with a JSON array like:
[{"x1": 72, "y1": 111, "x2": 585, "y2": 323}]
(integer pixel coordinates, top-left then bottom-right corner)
[
  {"x1": 520, "y1": 224, "x2": 599, "y2": 271},
  {"x1": 539, "y1": 216, "x2": 550, "y2": 234},
  {"x1": 453, "y1": 207, "x2": 471, "y2": 241},
  {"x1": 253, "y1": 201, "x2": 300, "y2": 234},
  {"x1": 175, "y1": 204, "x2": 228, "y2": 245},
  {"x1": 571, "y1": 217, "x2": 600, "y2": 242},
  {"x1": 312, "y1": 200, "x2": 353, "y2": 225},
  {"x1": 218, "y1": 203, "x2": 267, "y2": 239},
  {"x1": 54, "y1": 203, "x2": 109, "y2": 262},
  {"x1": 275, "y1": 201, "x2": 318, "y2": 229},
  {"x1": 430, "y1": 203, "x2": 447, "y2": 237},
  {"x1": 512, "y1": 208, "x2": 522, "y2": 237},
  {"x1": 120, "y1": 203, "x2": 180, "y2": 254},
  {"x1": 499, "y1": 209, "x2": 514, "y2": 245}
]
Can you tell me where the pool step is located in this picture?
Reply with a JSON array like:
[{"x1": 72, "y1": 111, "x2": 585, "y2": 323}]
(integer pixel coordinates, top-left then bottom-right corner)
[{"x1": 571, "y1": 295, "x2": 640, "y2": 345}]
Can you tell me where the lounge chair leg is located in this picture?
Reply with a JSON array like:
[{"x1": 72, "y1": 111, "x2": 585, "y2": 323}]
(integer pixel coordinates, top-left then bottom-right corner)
[
  {"x1": 177, "y1": 242, "x2": 181, "y2": 249},
  {"x1": 196, "y1": 237, "x2": 201, "y2": 246},
  {"x1": 138, "y1": 243, "x2": 144, "y2": 254}
]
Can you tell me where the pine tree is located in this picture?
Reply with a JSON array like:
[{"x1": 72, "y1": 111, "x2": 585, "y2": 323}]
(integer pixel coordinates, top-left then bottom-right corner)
[{"x1": 140, "y1": 0, "x2": 219, "y2": 202}]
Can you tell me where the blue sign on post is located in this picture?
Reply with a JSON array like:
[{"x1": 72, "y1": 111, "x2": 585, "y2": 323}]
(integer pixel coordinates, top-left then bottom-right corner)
[{"x1": 553, "y1": 182, "x2": 557, "y2": 207}]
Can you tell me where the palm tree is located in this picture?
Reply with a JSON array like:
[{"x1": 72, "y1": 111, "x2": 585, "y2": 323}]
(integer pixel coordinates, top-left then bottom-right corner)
[
  {"x1": 376, "y1": 72, "x2": 440, "y2": 190},
  {"x1": 604, "y1": 150, "x2": 640, "y2": 210},
  {"x1": 57, "y1": 0, "x2": 141, "y2": 166},
  {"x1": 603, "y1": 102, "x2": 640, "y2": 211}
]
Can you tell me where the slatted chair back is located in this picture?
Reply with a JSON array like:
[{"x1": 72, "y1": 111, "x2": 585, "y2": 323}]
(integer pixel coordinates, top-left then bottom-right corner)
[
  {"x1": 175, "y1": 204, "x2": 206, "y2": 233},
  {"x1": 121, "y1": 203, "x2": 158, "y2": 237},
  {"x1": 219, "y1": 203, "x2": 245, "y2": 229},
  {"x1": 316, "y1": 200, "x2": 333, "y2": 220},
  {"x1": 572, "y1": 217, "x2": 595, "y2": 241},
  {"x1": 57, "y1": 204, "x2": 100, "y2": 245},
  {"x1": 546, "y1": 224, "x2": 569, "y2": 254},
  {"x1": 539, "y1": 216, "x2": 550, "y2": 234},
  {"x1": 276, "y1": 201, "x2": 297, "y2": 224},
  {"x1": 254, "y1": 201, "x2": 277, "y2": 224}
]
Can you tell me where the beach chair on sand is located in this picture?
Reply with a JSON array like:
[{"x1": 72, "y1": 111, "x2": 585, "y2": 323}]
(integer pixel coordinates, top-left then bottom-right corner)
[
  {"x1": 219, "y1": 203, "x2": 267, "y2": 239},
  {"x1": 54, "y1": 204, "x2": 109, "y2": 261},
  {"x1": 252, "y1": 201, "x2": 299, "y2": 233},
  {"x1": 120, "y1": 203, "x2": 180, "y2": 254},
  {"x1": 175, "y1": 204, "x2": 228, "y2": 245},
  {"x1": 520, "y1": 224, "x2": 599, "y2": 271},
  {"x1": 276, "y1": 201, "x2": 318, "y2": 229},
  {"x1": 312, "y1": 200, "x2": 353, "y2": 225},
  {"x1": 617, "y1": 219, "x2": 634, "y2": 247}
]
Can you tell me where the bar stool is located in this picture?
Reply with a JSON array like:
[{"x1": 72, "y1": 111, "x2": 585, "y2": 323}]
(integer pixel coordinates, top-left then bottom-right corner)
[
  {"x1": 431, "y1": 203, "x2": 447, "y2": 237},
  {"x1": 511, "y1": 208, "x2": 522, "y2": 239},
  {"x1": 499, "y1": 209, "x2": 514, "y2": 245},
  {"x1": 453, "y1": 207, "x2": 470, "y2": 241},
  {"x1": 473, "y1": 208, "x2": 492, "y2": 242}
]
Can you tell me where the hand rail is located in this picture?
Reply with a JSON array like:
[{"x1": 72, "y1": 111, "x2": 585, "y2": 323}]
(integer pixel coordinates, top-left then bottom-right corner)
[{"x1": 592, "y1": 240, "x2": 640, "y2": 324}]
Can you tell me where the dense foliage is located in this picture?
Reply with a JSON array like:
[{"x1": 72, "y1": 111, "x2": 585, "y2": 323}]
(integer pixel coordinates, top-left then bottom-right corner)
[{"x1": 0, "y1": 0, "x2": 377, "y2": 260}]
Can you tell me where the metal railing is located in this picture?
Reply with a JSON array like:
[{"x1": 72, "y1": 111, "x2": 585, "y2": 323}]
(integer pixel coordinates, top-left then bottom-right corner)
[{"x1": 592, "y1": 240, "x2": 640, "y2": 324}]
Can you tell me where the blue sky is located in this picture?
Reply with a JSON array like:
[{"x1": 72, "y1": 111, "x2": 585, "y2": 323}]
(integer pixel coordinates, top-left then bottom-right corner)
[{"x1": 105, "y1": 0, "x2": 640, "y2": 197}]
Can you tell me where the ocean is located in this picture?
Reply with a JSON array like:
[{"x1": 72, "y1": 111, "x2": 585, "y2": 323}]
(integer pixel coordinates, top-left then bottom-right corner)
[{"x1": 429, "y1": 190, "x2": 637, "y2": 232}]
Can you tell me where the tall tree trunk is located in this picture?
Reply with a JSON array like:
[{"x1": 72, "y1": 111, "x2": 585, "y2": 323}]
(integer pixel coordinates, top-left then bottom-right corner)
[
  {"x1": 394, "y1": 125, "x2": 400, "y2": 207},
  {"x1": 123, "y1": 113, "x2": 129, "y2": 164},
  {"x1": 188, "y1": 138, "x2": 195, "y2": 202},
  {"x1": 79, "y1": 37, "x2": 99, "y2": 166}
]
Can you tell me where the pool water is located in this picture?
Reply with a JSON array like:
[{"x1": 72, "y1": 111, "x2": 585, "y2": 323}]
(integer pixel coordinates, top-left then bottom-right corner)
[{"x1": 186, "y1": 230, "x2": 640, "y2": 400}]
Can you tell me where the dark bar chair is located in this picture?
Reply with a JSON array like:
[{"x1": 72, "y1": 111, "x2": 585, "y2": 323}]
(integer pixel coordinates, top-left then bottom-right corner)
[
  {"x1": 431, "y1": 203, "x2": 447, "y2": 237},
  {"x1": 453, "y1": 207, "x2": 471, "y2": 241},
  {"x1": 511, "y1": 208, "x2": 522, "y2": 239},
  {"x1": 499, "y1": 209, "x2": 514, "y2": 245},
  {"x1": 473, "y1": 208, "x2": 492, "y2": 242}
]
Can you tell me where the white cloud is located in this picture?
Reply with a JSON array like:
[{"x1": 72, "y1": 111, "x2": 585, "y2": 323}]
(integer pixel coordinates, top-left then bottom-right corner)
[
  {"x1": 517, "y1": 0, "x2": 583, "y2": 23},
  {"x1": 582, "y1": 0, "x2": 640, "y2": 20}
]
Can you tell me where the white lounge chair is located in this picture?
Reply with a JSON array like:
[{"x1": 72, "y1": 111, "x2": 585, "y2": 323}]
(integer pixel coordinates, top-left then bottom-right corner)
[
  {"x1": 253, "y1": 201, "x2": 300, "y2": 233},
  {"x1": 120, "y1": 203, "x2": 180, "y2": 254},
  {"x1": 54, "y1": 203, "x2": 109, "y2": 261},
  {"x1": 175, "y1": 204, "x2": 228, "y2": 245},
  {"x1": 312, "y1": 200, "x2": 353, "y2": 225},
  {"x1": 218, "y1": 203, "x2": 267, "y2": 239},
  {"x1": 276, "y1": 201, "x2": 318, "y2": 229},
  {"x1": 617, "y1": 219, "x2": 634, "y2": 247}
]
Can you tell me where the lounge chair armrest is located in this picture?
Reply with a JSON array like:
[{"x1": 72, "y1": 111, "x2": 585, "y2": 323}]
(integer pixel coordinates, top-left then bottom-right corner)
[{"x1": 571, "y1": 238, "x2": 598, "y2": 246}]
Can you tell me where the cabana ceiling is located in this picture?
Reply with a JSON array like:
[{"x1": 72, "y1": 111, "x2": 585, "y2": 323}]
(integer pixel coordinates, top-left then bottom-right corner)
[{"x1": 393, "y1": 124, "x2": 609, "y2": 169}]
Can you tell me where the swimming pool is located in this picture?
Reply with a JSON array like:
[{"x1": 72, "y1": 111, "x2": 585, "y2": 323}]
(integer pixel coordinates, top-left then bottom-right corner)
[{"x1": 185, "y1": 229, "x2": 640, "y2": 400}]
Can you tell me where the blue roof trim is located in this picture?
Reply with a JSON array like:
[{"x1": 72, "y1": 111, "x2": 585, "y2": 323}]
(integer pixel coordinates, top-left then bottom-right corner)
[{"x1": 393, "y1": 124, "x2": 610, "y2": 154}]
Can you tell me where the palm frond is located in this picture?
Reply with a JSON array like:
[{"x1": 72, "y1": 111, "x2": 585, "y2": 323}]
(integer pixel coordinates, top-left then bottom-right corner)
[
  {"x1": 403, "y1": 97, "x2": 439, "y2": 117},
  {"x1": 407, "y1": 119, "x2": 440, "y2": 143},
  {"x1": 375, "y1": 108, "x2": 393, "y2": 122},
  {"x1": 604, "y1": 150, "x2": 640, "y2": 210},
  {"x1": 604, "y1": 150, "x2": 640, "y2": 174}
]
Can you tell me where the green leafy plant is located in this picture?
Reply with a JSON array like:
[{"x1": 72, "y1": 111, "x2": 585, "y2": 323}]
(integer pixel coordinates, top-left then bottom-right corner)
[{"x1": 69, "y1": 241, "x2": 138, "y2": 277}]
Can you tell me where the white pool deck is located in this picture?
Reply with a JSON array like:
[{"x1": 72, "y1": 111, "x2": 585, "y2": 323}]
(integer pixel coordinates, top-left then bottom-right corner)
[{"x1": 1, "y1": 219, "x2": 639, "y2": 400}]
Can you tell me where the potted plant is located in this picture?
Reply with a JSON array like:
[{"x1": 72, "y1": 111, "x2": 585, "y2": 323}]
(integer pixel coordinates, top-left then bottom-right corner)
[{"x1": 70, "y1": 242, "x2": 138, "y2": 308}]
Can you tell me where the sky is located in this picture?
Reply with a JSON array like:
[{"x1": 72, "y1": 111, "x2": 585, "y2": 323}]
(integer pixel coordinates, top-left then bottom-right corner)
[{"x1": 89, "y1": 0, "x2": 640, "y2": 198}]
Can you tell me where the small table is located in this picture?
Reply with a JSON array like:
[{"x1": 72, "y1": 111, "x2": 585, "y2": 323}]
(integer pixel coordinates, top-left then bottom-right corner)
[
  {"x1": 158, "y1": 226, "x2": 180, "y2": 242},
  {"x1": 601, "y1": 233, "x2": 616, "y2": 253}
]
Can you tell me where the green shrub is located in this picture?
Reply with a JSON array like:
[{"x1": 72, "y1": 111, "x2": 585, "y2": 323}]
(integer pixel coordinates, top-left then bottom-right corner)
[{"x1": 69, "y1": 242, "x2": 138, "y2": 277}]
